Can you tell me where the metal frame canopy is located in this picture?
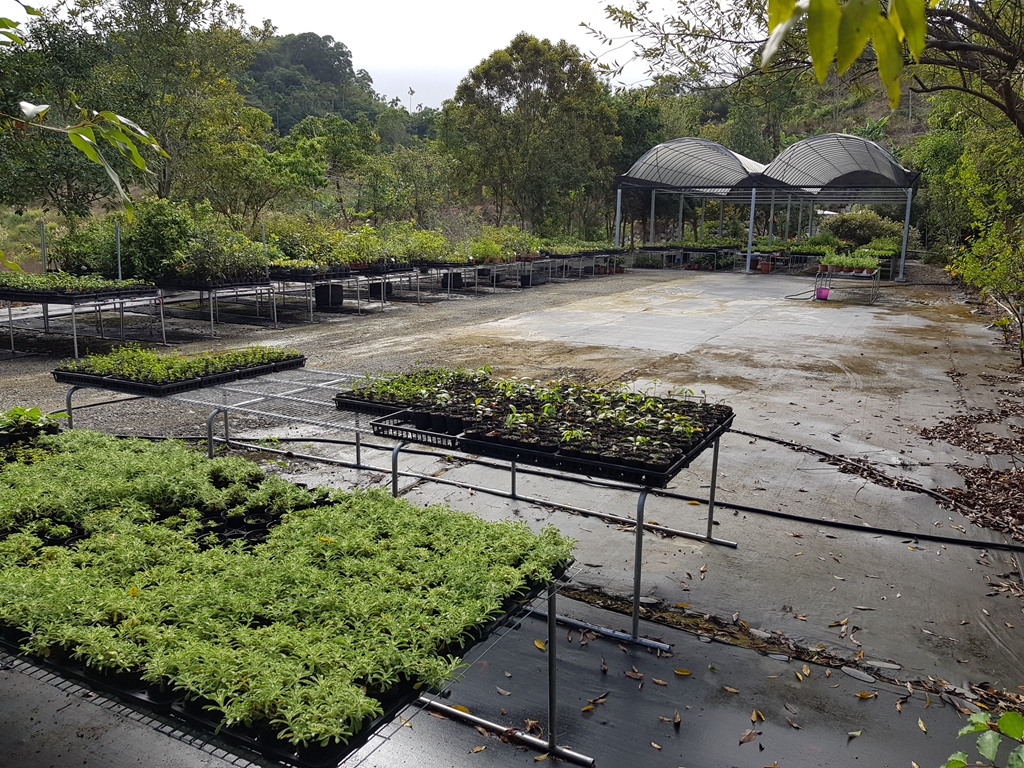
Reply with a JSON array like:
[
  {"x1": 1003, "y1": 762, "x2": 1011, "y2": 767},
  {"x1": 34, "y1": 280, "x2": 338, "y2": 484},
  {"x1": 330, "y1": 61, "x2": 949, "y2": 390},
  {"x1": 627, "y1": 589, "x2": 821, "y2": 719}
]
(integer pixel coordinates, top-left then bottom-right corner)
[{"x1": 612, "y1": 133, "x2": 921, "y2": 280}]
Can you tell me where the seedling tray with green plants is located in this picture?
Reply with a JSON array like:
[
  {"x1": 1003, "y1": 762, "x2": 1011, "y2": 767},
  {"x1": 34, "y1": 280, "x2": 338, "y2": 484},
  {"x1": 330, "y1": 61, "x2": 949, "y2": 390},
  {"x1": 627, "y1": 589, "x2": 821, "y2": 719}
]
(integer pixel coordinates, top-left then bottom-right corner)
[
  {"x1": 337, "y1": 367, "x2": 734, "y2": 487},
  {"x1": 52, "y1": 345, "x2": 306, "y2": 396},
  {"x1": 0, "y1": 271, "x2": 158, "y2": 303},
  {"x1": 0, "y1": 428, "x2": 573, "y2": 768}
]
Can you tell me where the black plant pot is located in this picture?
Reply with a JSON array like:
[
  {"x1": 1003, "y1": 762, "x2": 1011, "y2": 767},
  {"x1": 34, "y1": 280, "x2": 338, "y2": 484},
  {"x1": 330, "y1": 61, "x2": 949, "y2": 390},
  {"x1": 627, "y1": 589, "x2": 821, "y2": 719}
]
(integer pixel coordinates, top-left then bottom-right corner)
[
  {"x1": 429, "y1": 413, "x2": 447, "y2": 433},
  {"x1": 445, "y1": 415, "x2": 464, "y2": 435},
  {"x1": 411, "y1": 410, "x2": 432, "y2": 431}
]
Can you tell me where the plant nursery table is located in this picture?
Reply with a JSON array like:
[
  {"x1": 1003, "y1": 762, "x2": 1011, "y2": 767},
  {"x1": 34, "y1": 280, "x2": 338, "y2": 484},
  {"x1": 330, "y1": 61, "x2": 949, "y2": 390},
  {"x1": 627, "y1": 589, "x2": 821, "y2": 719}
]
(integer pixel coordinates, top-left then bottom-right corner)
[
  {"x1": 0, "y1": 286, "x2": 165, "y2": 358},
  {"x1": 814, "y1": 269, "x2": 881, "y2": 304},
  {"x1": 367, "y1": 407, "x2": 736, "y2": 645}
]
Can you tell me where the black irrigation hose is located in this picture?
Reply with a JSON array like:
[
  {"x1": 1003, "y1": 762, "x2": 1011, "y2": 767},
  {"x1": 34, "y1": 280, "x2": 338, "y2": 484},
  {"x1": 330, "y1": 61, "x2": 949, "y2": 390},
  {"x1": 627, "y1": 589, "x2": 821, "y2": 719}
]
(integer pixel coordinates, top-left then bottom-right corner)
[{"x1": 111, "y1": 432, "x2": 1024, "y2": 554}]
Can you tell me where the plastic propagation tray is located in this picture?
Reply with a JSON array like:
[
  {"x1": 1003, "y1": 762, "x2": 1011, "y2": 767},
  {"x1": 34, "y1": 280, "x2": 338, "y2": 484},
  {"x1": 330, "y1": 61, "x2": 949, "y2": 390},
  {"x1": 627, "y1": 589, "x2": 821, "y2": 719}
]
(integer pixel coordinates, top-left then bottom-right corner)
[
  {"x1": 52, "y1": 357, "x2": 306, "y2": 397},
  {"x1": 457, "y1": 413, "x2": 735, "y2": 489},
  {"x1": 370, "y1": 410, "x2": 462, "y2": 450}
]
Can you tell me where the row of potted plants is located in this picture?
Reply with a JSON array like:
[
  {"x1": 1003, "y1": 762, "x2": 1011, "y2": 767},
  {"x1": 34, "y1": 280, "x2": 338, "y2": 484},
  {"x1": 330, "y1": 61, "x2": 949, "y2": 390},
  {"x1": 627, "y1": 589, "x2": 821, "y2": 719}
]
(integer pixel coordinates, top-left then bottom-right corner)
[
  {"x1": 53, "y1": 345, "x2": 306, "y2": 395},
  {"x1": 818, "y1": 253, "x2": 881, "y2": 274},
  {"x1": 337, "y1": 367, "x2": 734, "y2": 482},
  {"x1": 0, "y1": 428, "x2": 574, "y2": 755}
]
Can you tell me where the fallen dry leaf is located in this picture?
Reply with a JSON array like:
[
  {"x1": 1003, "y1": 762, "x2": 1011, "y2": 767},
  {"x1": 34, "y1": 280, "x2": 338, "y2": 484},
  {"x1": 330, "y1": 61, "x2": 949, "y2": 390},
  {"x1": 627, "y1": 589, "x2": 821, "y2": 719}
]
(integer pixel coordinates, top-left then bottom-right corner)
[
  {"x1": 601, "y1": 657, "x2": 608, "y2": 674},
  {"x1": 399, "y1": 715, "x2": 413, "y2": 729},
  {"x1": 724, "y1": 686, "x2": 740, "y2": 693},
  {"x1": 856, "y1": 649, "x2": 865, "y2": 661},
  {"x1": 534, "y1": 754, "x2": 548, "y2": 762},
  {"x1": 587, "y1": 692, "x2": 610, "y2": 705},
  {"x1": 752, "y1": 709, "x2": 765, "y2": 722},
  {"x1": 786, "y1": 717, "x2": 802, "y2": 729},
  {"x1": 624, "y1": 666, "x2": 644, "y2": 680},
  {"x1": 855, "y1": 692, "x2": 877, "y2": 699},
  {"x1": 848, "y1": 729, "x2": 862, "y2": 739},
  {"x1": 651, "y1": 742, "x2": 661, "y2": 750},
  {"x1": 652, "y1": 678, "x2": 668, "y2": 686},
  {"x1": 474, "y1": 726, "x2": 489, "y2": 738},
  {"x1": 825, "y1": 669, "x2": 832, "y2": 678},
  {"x1": 470, "y1": 746, "x2": 486, "y2": 754},
  {"x1": 534, "y1": 640, "x2": 546, "y2": 651},
  {"x1": 688, "y1": 500, "x2": 700, "y2": 505},
  {"x1": 801, "y1": 664, "x2": 811, "y2": 677},
  {"x1": 452, "y1": 704, "x2": 471, "y2": 714},
  {"x1": 497, "y1": 687, "x2": 511, "y2": 696},
  {"x1": 795, "y1": 672, "x2": 804, "y2": 682},
  {"x1": 674, "y1": 668, "x2": 692, "y2": 676},
  {"x1": 918, "y1": 718, "x2": 927, "y2": 733},
  {"x1": 674, "y1": 710, "x2": 681, "y2": 726},
  {"x1": 795, "y1": 614, "x2": 807, "y2": 621},
  {"x1": 785, "y1": 702, "x2": 798, "y2": 715},
  {"x1": 739, "y1": 728, "x2": 760, "y2": 744},
  {"x1": 675, "y1": 602, "x2": 691, "y2": 608},
  {"x1": 581, "y1": 705, "x2": 594, "y2": 713},
  {"x1": 925, "y1": 693, "x2": 931, "y2": 708},
  {"x1": 829, "y1": 618, "x2": 849, "y2": 628}
]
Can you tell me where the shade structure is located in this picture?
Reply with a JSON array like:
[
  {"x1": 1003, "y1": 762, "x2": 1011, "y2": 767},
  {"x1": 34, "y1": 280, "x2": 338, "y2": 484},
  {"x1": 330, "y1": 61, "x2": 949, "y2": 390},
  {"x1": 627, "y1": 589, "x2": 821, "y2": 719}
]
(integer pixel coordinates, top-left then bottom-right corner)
[
  {"x1": 616, "y1": 133, "x2": 919, "y2": 205},
  {"x1": 615, "y1": 137, "x2": 768, "y2": 198},
  {"x1": 614, "y1": 133, "x2": 921, "y2": 280}
]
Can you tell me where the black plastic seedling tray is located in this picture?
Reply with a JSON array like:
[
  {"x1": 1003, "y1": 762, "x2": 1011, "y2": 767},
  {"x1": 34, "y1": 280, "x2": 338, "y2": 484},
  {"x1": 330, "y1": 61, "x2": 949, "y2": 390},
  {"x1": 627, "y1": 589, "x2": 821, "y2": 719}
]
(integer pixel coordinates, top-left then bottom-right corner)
[
  {"x1": 0, "y1": 286, "x2": 160, "y2": 304},
  {"x1": 457, "y1": 414, "x2": 734, "y2": 488},
  {"x1": 370, "y1": 410, "x2": 462, "y2": 449},
  {"x1": 52, "y1": 358, "x2": 306, "y2": 397}
]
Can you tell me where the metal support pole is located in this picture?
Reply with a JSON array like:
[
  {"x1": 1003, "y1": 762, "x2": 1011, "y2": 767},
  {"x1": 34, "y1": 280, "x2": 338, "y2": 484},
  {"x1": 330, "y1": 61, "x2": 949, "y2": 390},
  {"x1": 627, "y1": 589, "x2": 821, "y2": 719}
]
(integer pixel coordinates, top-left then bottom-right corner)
[
  {"x1": 115, "y1": 221, "x2": 122, "y2": 282},
  {"x1": 71, "y1": 305, "x2": 79, "y2": 359},
  {"x1": 784, "y1": 195, "x2": 792, "y2": 241},
  {"x1": 745, "y1": 188, "x2": 757, "y2": 274},
  {"x1": 718, "y1": 200, "x2": 725, "y2": 238},
  {"x1": 649, "y1": 190, "x2": 656, "y2": 244},
  {"x1": 631, "y1": 489, "x2": 648, "y2": 639},
  {"x1": 158, "y1": 294, "x2": 166, "y2": 345},
  {"x1": 355, "y1": 419, "x2": 361, "y2": 467},
  {"x1": 614, "y1": 189, "x2": 622, "y2": 248},
  {"x1": 209, "y1": 290, "x2": 215, "y2": 338},
  {"x1": 206, "y1": 409, "x2": 221, "y2": 458},
  {"x1": 416, "y1": 699, "x2": 594, "y2": 767},
  {"x1": 808, "y1": 205, "x2": 815, "y2": 238},
  {"x1": 40, "y1": 220, "x2": 46, "y2": 271},
  {"x1": 547, "y1": 587, "x2": 558, "y2": 754},
  {"x1": 699, "y1": 198, "x2": 705, "y2": 241},
  {"x1": 897, "y1": 187, "x2": 912, "y2": 283},
  {"x1": 767, "y1": 190, "x2": 776, "y2": 245},
  {"x1": 270, "y1": 286, "x2": 278, "y2": 328},
  {"x1": 706, "y1": 437, "x2": 721, "y2": 539},
  {"x1": 65, "y1": 386, "x2": 82, "y2": 429},
  {"x1": 42, "y1": 303, "x2": 49, "y2": 334},
  {"x1": 391, "y1": 441, "x2": 407, "y2": 497},
  {"x1": 7, "y1": 303, "x2": 12, "y2": 354},
  {"x1": 223, "y1": 409, "x2": 230, "y2": 445},
  {"x1": 797, "y1": 203, "x2": 803, "y2": 241},
  {"x1": 511, "y1": 460, "x2": 517, "y2": 499},
  {"x1": 677, "y1": 195, "x2": 684, "y2": 241}
]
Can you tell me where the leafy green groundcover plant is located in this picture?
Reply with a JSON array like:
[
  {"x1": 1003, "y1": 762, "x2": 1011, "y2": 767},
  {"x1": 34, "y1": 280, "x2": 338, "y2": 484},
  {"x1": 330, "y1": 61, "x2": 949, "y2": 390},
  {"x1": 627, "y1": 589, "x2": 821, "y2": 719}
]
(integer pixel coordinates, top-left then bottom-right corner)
[
  {"x1": 942, "y1": 710, "x2": 1024, "y2": 768},
  {"x1": 0, "y1": 430, "x2": 573, "y2": 747},
  {"x1": 55, "y1": 345, "x2": 304, "y2": 384},
  {"x1": 0, "y1": 271, "x2": 153, "y2": 294}
]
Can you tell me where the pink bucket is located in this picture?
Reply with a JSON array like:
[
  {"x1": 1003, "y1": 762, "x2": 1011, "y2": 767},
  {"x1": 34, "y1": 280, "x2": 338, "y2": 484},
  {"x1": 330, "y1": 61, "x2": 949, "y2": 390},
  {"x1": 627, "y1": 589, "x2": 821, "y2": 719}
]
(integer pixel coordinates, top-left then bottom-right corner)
[{"x1": 815, "y1": 287, "x2": 830, "y2": 300}]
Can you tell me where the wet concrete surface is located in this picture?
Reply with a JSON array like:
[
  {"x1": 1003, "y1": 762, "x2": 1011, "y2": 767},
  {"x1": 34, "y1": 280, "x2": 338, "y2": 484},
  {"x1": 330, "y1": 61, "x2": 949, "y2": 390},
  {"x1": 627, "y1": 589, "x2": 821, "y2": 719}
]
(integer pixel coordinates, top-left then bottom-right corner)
[{"x1": 1, "y1": 267, "x2": 1021, "y2": 766}]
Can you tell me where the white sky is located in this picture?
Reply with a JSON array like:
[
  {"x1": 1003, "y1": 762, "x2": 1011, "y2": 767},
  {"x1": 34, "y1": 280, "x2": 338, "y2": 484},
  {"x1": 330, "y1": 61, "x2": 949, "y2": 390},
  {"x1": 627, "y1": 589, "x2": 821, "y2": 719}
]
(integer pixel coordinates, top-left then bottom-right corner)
[{"x1": 232, "y1": 0, "x2": 657, "y2": 108}]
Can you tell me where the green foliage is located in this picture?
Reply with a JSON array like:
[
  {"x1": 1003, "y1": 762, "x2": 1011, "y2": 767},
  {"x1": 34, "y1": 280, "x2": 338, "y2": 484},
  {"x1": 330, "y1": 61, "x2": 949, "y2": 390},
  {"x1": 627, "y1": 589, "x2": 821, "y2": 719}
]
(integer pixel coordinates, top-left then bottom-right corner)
[
  {"x1": 243, "y1": 33, "x2": 379, "y2": 134},
  {"x1": 57, "y1": 345, "x2": 303, "y2": 384},
  {"x1": 820, "y1": 210, "x2": 913, "y2": 247},
  {"x1": 0, "y1": 270, "x2": 150, "y2": 293},
  {"x1": 951, "y1": 221, "x2": 1024, "y2": 366},
  {"x1": 441, "y1": 33, "x2": 620, "y2": 235},
  {"x1": 941, "y1": 710, "x2": 1024, "y2": 768},
  {"x1": 0, "y1": 407, "x2": 63, "y2": 441},
  {"x1": 0, "y1": 430, "x2": 574, "y2": 745}
]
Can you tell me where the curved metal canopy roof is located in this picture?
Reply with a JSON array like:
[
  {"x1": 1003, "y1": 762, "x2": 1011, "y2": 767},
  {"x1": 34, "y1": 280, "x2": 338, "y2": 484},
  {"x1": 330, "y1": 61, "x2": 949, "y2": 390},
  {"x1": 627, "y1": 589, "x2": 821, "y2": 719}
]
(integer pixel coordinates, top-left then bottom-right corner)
[
  {"x1": 616, "y1": 133, "x2": 919, "y2": 205},
  {"x1": 618, "y1": 137, "x2": 767, "y2": 198}
]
